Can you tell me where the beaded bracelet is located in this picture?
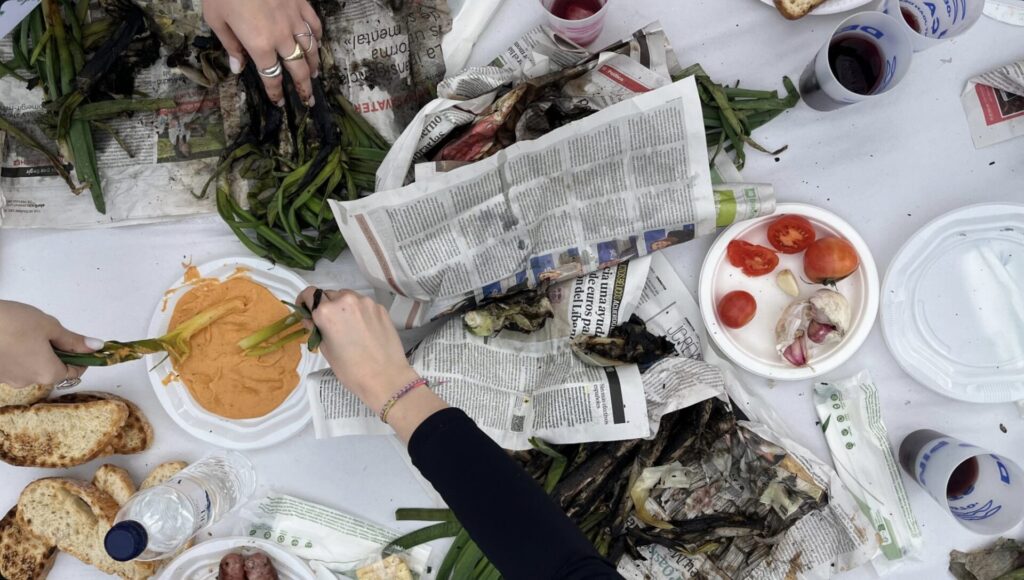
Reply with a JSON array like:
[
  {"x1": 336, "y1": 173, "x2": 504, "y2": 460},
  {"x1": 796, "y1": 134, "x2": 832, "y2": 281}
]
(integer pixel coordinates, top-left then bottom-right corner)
[{"x1": 379, "y1": 377, "x2": 430, "y2": 423}]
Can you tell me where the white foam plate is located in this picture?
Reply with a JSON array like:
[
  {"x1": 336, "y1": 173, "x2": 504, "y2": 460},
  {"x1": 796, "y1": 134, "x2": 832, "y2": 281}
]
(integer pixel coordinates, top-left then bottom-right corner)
[
  {"x1": 158, "y1": 537, "x2": 316, "y2": 580},
  {"x1": 759, "y1": 0, "x2": 874, "y2": 16},
  {"x1": 147, "y1": 257, "x2": 325, "y2": 450},
  {"x1": 699, "y1": 203, "x2": 879, "y2": 381},
  {"x1": 882, "y1": 203, "x2": 1024, "y2": 403}
]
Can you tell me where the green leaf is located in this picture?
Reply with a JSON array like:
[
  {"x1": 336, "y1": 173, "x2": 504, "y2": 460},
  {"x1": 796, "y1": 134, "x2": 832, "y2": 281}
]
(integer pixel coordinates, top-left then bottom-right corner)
[
  {"x1": 382, "y1": 520, "x2": 461, "y2": 554},
  {"x1": 436, "y1": 529, "x2": 471, "y2": 580},
  {"x1": 394, "y1": 508, "x2": 457, "y2": 522},
  {"x1": 530, "y1": 437, "x2": 568, "y2": 493}
]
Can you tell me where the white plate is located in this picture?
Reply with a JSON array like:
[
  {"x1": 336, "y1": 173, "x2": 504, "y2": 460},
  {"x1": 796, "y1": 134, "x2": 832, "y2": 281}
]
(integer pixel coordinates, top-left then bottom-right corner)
[
  {"x1": 147, "y1": 257, "x2": 325, "y2": 450},
  {"x1": 881, "y1": 203, "x2": 1024, "y2": 403},
  {"x1": 158, "y1": 537, "x2": 316, "y2": 580},
  {"x1": 699, "y1": 203, "x2": 879, "y2": 381},
  {"x1": 759, "y1": 0, "x2": 874, "y2": 16}
]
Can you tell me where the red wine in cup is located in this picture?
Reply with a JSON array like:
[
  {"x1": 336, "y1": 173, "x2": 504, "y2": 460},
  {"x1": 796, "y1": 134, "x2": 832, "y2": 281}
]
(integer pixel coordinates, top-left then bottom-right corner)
[
  {"x1": 947, "y1": 457, "x2": 980, "y2": 498},
  {"x1": 827, "y1": 35, "x2": 883, "y2": 96},
  {"x1": 900, "y1": 7, "x2": 923, "y2": 32},
  {"x1": 550, "y1": 0, "x2": 603, "y2": 20}
]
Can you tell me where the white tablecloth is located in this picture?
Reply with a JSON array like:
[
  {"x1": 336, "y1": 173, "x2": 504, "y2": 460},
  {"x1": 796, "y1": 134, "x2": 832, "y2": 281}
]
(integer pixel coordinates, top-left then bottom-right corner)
[{"x1": 2, "y1": 1, "x2": 1022, "y2": 578}]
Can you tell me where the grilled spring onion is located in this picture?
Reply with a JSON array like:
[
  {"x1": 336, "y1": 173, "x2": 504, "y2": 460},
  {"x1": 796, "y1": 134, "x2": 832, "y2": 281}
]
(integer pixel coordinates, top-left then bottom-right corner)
[
  {"x1": 57, "y1": 297, "x2": 245, "y2": 367},
  {"x1": 209, "y1": 60, "x2": 388, "y2": 270},
  {"x1": 239, "y1": 301, "x2": 321, "y2": 356},
  {"x1": 674, "y1": 64, "x2": 800, "y2": 170}
]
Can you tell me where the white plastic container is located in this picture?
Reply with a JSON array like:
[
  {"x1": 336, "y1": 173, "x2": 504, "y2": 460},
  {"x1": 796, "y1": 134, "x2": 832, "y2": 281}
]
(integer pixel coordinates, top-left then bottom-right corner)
[
  {"x1": 698, "y1": 203, "x2": 879, "y2": 381},
  {"x1": 148, "y1": 256, "x2": 325, "y2": 449},
  {"x1": 881, "y1": 203, "x2": 1024, "y2": 403},
  {"x1": 158, "y1": 537, "x2": 315, "y2": 580},
  {"x1": 105, "y1": 451, "x2": 257, "y2": 562}
]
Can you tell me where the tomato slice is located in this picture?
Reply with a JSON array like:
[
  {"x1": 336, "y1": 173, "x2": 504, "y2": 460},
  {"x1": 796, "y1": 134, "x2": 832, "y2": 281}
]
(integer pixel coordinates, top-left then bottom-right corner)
[
  {"x1": 727, "y1": 240, "x2": 779, "y2": 276},
  {"x1": 767, "y1": 215, "x2": 816, "y2": 254}
]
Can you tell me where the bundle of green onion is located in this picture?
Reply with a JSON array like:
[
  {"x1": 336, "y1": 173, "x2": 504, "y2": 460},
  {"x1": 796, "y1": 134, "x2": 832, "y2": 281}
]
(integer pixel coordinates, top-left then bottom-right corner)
[
  {"x1": 56, "y1": 297, "x2": 244, "y2": 367},
  {"x1": 1, "y1": 0, "x2": 171, "y2": 213},
  {"x1": 677, "y1": 64, "x2": 800, "y2": 170},
  {"x1": 238, "y1": 301, "x2": 321, "y2": 357}
]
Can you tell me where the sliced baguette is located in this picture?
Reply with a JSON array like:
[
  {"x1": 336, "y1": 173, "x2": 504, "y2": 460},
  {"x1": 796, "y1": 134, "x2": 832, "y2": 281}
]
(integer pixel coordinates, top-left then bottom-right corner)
[
  {"x1": 54, "y1": 393, "x2": 153, "y2": 455},
  {"x1": 0, "y1": 506, "x2": 57, "y2": 580},
  {"x1": 93, "y1": 464, "x2": 137, "y2": 506},
  {"x1": 16, "y1": 478, "x2": 159, "y2": 580},
  {"x1": 0, "y1": 383, "x2": 52, "y2": 408},
  {"x1": 0, "y1": 401, "x2": 128, "y2": 468},
  {"x1": 141, "y1": 461, "x2": 188, "y2": 490},
  {"x1": 774, "y1": 0, "x2": 827, "y2": 19}
]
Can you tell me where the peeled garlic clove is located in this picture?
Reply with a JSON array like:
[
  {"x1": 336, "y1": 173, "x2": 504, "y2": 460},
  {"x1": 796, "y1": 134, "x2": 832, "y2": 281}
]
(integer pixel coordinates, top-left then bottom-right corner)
[
  {"x1": 776, "y1": 269, "x2": 800, "y2": 297},
  {"x1": 808, "y1": 289, "x2": 851, "y2": 341}
]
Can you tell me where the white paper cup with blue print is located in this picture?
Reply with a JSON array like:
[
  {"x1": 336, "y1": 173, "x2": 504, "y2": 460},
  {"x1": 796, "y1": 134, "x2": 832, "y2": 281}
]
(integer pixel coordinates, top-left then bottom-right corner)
[
  {"x1": 899, "y1": 429, "x2": 1024, "y2": 534},
  {"x1": 799, "y1": 11, "x2": 914, "y2": 111},
  {"x1": 878, "y1": 0, "x2": 985, "y2": 51}
]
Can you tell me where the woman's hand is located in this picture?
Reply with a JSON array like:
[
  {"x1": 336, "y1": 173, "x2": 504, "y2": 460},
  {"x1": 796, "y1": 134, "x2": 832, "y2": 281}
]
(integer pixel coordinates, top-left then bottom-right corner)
[
  {"x1": 297, "y1": 288, "x2": 447, "y2": 441},
  {"x1": 202, "y1": 0, "x2": 323, "y2": 106},
  {"x1": 0, "y1": 301, "x2": 103, "y2": 389}
]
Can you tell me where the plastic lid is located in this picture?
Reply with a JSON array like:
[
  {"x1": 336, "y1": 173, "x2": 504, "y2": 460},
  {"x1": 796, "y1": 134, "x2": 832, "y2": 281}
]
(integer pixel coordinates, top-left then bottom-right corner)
[
  {"x1": 882, "y1": 203, "x2": 1024, "y2": 402},
  {"x1": 104, "y1": 520, "x2": 148, "y2": 562}
]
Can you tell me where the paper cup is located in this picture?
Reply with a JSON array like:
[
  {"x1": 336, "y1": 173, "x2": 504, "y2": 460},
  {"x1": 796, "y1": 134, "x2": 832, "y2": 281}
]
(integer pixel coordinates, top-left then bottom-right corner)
[
  {"x1": 899, "y1": 430, "x2": 1024, "y2": 534},
  {"x1": 878, "y1": 0, "x2": 985, "y2": 51},
  {"x1": 538, "y1": 0, "x2": 610, "y2": 46},
  {"x1": 799, "y1": 11, "x2": 914, "y2": 111}
]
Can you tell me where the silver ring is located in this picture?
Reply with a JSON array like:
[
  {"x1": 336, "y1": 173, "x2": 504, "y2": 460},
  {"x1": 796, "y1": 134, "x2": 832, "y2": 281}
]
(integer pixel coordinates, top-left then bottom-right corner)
[
  {"x1": 258, "y1": 62, "x2": 283, "y2": 78},
  {"x1": 54, "y1": 377, "x2": 81, "y2": 390},
  {"x1": 294, "y1": 22, "x2": 315, "y2": 53}
]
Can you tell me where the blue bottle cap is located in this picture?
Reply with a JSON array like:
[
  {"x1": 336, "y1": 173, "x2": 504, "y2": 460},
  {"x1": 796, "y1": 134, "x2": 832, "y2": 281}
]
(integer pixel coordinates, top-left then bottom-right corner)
[{"x1": 104, "y1": 520, "x2": 148, "y2": 562}]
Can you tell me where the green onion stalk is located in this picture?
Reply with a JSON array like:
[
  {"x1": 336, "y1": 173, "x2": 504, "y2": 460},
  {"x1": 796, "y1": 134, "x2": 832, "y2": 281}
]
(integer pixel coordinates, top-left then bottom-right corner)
[
  {"x1": 56, "y1": 297, "x2": 245, "y2": 367},
  {"x1": 239, "y1": 301, "x2": 321, "y2": 356}
]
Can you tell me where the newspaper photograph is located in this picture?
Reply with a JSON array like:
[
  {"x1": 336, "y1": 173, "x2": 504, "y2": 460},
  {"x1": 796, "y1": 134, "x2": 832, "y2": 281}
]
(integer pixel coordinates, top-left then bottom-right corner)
[
  {"x1": 961, "y1": 59, "x2": 1024, "y2": 149},
  {"x1": 332, "y1": 76, "x2": 715, "y2": 329},
  {"x1": 0, "y1": 52, "x2": 235, "y2": 228}
]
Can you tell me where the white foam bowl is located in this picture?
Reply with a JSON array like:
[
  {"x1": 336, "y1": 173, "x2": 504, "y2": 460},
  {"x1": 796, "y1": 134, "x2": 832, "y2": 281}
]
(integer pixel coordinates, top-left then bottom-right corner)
[
  {"x1": 698, "y1": 203, "x2": 879, "y2": 381},
  {"x1": 158, "y1": 537, "x2": 316, "y2": 580},
  {"x1": 147, "y1": 257, "x2": 325, "y2": 450}
]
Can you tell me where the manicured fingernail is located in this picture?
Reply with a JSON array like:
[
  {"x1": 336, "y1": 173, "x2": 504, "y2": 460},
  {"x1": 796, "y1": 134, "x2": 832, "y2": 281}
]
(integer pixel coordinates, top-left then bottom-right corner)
[
  {"x1": 85, "y1": 337, "x2": 105, "y2": 350},
  {"x1": 306, "y1": 96, "x2": 315, "y2": 107},
  {"x1": 229, "y1": 56, "x2": 242, "y2": 74},
  {"x1": 275, "y1": 98, "x2": 285, "y2": 107}
]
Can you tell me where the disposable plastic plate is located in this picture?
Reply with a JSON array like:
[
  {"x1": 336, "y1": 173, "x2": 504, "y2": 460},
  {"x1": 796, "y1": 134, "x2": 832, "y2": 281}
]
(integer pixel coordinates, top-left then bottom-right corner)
[{"x1": 158, "y1": 537, "x2": 316, "y2": 580}]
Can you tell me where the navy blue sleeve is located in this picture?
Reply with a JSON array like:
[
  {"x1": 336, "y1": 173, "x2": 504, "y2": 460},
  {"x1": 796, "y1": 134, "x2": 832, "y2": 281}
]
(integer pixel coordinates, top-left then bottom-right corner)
[{"x1": 408, "y1": 408, "x2": 622, "y2": 580}]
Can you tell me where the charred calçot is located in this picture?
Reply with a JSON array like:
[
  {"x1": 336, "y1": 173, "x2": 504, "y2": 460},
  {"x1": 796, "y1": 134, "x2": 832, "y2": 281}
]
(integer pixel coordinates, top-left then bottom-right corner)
[{"x1": 776, "y1": 289, "x2": 851, "y2": 367}]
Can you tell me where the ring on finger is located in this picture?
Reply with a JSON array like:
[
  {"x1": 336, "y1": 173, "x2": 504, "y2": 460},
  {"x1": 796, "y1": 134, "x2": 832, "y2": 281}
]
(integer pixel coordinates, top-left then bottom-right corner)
[
  {"x1": 294, "y1": 22, "x2": 316, "y2": 53},
  {"x1": 258, "y1": 62, "x2": 283, "y2": 78},
  {"x1": 282, "y1": 42, "x2": 305, "y2": 62},
  {"x1": 54, "y1": 369, "x2": 81, "y2": 390}
]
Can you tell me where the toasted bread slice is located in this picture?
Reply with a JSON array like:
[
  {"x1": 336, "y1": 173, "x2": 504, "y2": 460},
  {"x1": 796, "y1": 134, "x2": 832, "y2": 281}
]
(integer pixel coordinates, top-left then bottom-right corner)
[
  {"x1": 0, "y1": 506, "x2": 57, "y2": 580},
  {"x1": 93, "y1": 464, "x2": 137, "y2": 506},
  {"x1": 774, "y1": 0, "x2": 827, "y2": 19},
  {"x1": 141, "y1": 461, "x2": 188, "y2": 490},
  {"x1": 54, "y1": 393, "x2": 153, "y2": 455},
  {"x1": 17, "y1": 479, "x2": 159, "y2": 580},
  {"x1": 0, "y1": 401, "x2": 128, "y2": 468},
  {"x1": 0, "y1": 383, "x2": 52, "y2": 408}
]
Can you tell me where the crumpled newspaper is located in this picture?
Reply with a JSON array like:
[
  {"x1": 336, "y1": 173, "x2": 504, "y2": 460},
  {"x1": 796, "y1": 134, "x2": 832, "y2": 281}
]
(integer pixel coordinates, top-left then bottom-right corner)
[
  {"x1": 961, "y1": 59, "x2": 1024, "y2": 148},
  {"x1": 949, "y1": 538, "x2": 1024, "y2": 580}
]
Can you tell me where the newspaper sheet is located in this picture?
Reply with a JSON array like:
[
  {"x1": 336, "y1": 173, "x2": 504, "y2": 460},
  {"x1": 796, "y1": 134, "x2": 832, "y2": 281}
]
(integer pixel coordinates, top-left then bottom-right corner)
[
  {"x1": 307, "y1": 258, "x2": 654, "y2": 449},
  {"x1": 332, "y1": 76, "x2": 715, "y2": 329},
  {"x1": 0, "y1": 0, "x2": 38, "y2": 40},
  {"x1": 0, "y1": 10, "x2": 237, "y2": 228},
  {"x1": 961, "y1": 59, "x2": 1024, "y2": 148},
  {"x1": 619, "y1": 256, "x2": 879, "y2": 580}
]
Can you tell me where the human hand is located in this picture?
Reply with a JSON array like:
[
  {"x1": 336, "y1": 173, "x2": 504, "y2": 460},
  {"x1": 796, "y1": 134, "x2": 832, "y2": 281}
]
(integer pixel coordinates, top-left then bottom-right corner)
[
  {"x1": 297, "y1": 288, "x2": 420, "y2": 412},
  {"x1": 0, "y1": 300, "x2": 103, "y2": 389},
  {"x1": 202, "y1": 0, "x2": 323, "y2": 106}
]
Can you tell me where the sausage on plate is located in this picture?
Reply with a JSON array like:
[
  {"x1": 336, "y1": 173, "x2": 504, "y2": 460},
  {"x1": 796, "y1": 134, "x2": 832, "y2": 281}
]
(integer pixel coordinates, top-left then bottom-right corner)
[
  {"x1": 217, "y1": 553, "x2": 245, "y2": 580},
  {"x1": 243, "y1": 550, "x2": 280, "y2": 580}
]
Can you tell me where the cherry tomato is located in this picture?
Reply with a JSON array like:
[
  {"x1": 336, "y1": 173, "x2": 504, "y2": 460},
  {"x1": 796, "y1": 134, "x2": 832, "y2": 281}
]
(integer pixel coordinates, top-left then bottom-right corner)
[
  {"x1": 727, "y1": 240, "x2": 779, "y2": 277},
  {"x1": 767, "y1": 215, "x2": 816, "y2": 254},
  {"x1": 717, "y1": 291, "x2": 757, "y2": 329},
  {"x1": 803, "y1": 236, "x2": 860, "y2": 285}
]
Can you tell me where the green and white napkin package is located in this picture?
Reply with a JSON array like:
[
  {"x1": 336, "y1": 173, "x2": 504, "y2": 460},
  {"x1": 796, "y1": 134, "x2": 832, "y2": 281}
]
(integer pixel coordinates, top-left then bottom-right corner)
[{"x1": 814, "y1": 371, "x2": 922, "y2": 574}]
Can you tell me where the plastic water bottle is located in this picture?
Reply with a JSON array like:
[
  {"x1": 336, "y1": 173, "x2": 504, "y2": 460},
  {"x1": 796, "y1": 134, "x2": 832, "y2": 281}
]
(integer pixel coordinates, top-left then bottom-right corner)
[{"x1": 104, "y1": 451, "x2": 257, "y2": 562}]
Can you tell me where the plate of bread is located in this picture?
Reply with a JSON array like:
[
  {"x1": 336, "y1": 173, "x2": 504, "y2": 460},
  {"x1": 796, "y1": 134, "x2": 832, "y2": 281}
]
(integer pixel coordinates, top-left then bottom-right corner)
[{"x1": 767, "y1": 0, "x2": 873, "y2": 19}]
